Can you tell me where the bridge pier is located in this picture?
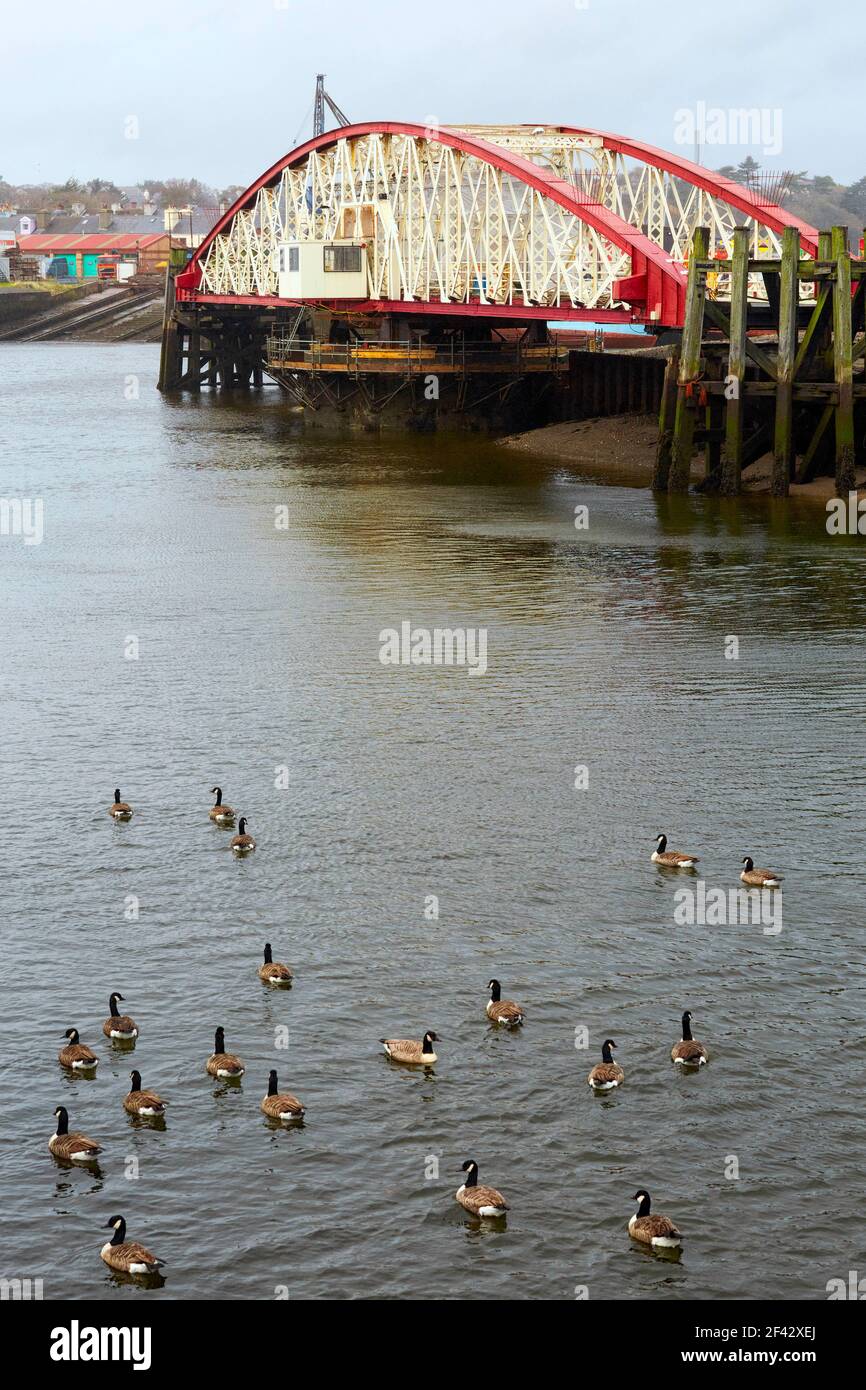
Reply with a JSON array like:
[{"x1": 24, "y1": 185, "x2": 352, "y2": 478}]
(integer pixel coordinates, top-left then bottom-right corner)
[
  {"x1": 158, "y1": 281, "x2": 273, "y2": 393},
  {"x1": 160, "y1": 286, "x2": 670, "y2": 436},
  {"x1": 664, "y1": 224, "x2": 866, "y2": 495}
]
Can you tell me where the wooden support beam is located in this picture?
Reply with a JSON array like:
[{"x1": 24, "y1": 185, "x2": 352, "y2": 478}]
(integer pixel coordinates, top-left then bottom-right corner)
[
  {"x1": 763, "y1": 264, "x2": 781, "y2": 322},
  {"x1": 721, "y1": 227, "x2": 749, "y2": 495},
  {"x1": 187, "y1": 329, "x2": 201, "y2": 391},
  {"x1": 742, "y1": 423, "x2": 770, "y2": 469},
  {"x1": 705, "y1": 368, "x2": 724, "y2": 491},
  {"x1": 772, "y1": 226, "x2": 799, "y2": 496},
  {"x1": 850, "y1": 279, "x2": 865, "y2": 339},
  {"x1": 816, "y1": 231, "x2": 835, "y2": 379},
  {"x1": 653, "y1": 346, "x2": 680, "y2": 490},
  {"x1": 831, "y1": 226, "x2": 856, "y2": 494},
  {"x1": 796, "y1": 403, "x2": 834, "y2": 483},
  {"x1": 669, "y1": 226, "x2": 709, "y2": 492},
  {"x1": 699, "y1": 257, "x2": 851, "y2": 280},
  {"x1": 793, "y1": 280, "x2": 832, "y2": 375},
  {"x1": 704, "y1": 300, "x2": 778, "y2": 379}
]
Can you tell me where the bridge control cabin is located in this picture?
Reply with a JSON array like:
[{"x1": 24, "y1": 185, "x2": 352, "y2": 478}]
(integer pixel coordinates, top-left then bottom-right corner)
[{"x1": 277, "y1": 239, "x2": 368, "y2": 299}]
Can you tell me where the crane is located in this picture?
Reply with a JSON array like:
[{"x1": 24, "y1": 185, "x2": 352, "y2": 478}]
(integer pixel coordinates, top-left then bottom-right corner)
[{"x1": 313, "y1": 75, "x2": 350, "y2": 137}]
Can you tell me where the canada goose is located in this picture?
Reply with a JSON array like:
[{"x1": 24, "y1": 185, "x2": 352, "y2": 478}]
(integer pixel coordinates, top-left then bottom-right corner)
[
  {"x1": 379, "y1": 1031, "x2": 439, "y2": 1066},
  {"x1": 209, "y1": 786, "x2": 235, "y2": 824},
  {"x1": 108, "y1": 789, "x2": 132, "y2": 821},
  {"x1": 670, "y1": 1010, "x2": 708, "y2": 1066},
  {"x1": 629, "y1": 1190, "x2": 682, "y2": 1249},
  {"x1": 261, "y1": 1069, "x2": 305, "y2": 1121},
  {"x1": 100, "y1": 1216, "x2": 164, "y2": 1276},
  {"x1": 49, "y1": 1106, "x2": 101, "y2": 1163},
  {"x1": 486, "y1": 979, "x2": 525, "y2": 1026},
  {"x1": 257, "y1": 943, "x2": 293, "y2": 985},
  {"x1": 651, "y1": 833, "x2": 699, "y2": 869},
  {"x1": 588, "y1": 1038, "x2": 624, "y2": 1090},
  {"x1": 124, "y1": 1070, "x2": 167, "y2": 1117},
  {"x1": 741, "y1": 856, "x2": 782, "y2": 889},
  {"x1": 206, "y1": 1027, "x2": 244, "y2": 1078},
  {"x1": 58, "y1": 1028, "x2": 99, "y2": 1071},
  {"x1": 455, "y1": 1160, "x2": 509, "y2": 1218},
  {"x1": 230, "y1": 817, "x2": 255, "y2": 854},
  {"x1": 102, "y1": 993, "x2": 138, "y2": 1040}
]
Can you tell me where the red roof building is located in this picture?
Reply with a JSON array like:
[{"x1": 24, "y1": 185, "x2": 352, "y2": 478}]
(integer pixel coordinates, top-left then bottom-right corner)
[{"x1": 17, "y1": 232, "x2": 171, "y2": 277}]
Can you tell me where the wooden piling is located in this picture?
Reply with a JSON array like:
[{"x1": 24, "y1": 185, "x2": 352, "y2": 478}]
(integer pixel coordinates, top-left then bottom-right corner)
[
  {"x1": 669, "y1": 226, "x2": 709, "y2": 491},
  {"x1": 816, "y1": 230, "x2": 834, "y2": 380},
  {"x1": 187, "y1": 328, "x2": 201, "y2": 391},
  {"x1": 831, "y1": 225, "x2": 855, "y2": 494},
  {"x1": 157, "y1": 268, "x2": 180, "y2": 392},
  {"x1": 653, "y1": 345, "x2": 680, "y2": 490},
  {"x1": 704, "y1": 357, "x2": 724, "y2": 491},
  {"x1": 772, "y1": 226, "x2": 799, "y2": 496},
  {"x1": 720, "y1": 227, "x2": 749, "y2": 495},
  {"x1": 793, "y1": 230, "x2": 832, "y2": 379}
]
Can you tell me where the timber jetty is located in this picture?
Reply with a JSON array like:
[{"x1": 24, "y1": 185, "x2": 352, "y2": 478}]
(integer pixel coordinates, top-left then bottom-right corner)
[{"x1": 655, "y1": 225, "x2": 865, "y2": 496}]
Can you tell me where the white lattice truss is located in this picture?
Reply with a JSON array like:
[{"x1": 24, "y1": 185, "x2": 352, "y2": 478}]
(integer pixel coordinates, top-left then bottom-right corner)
[
  {"x1": 460, "y1": 128, "x2": 814, "y2": 302},
  {"x1": 200, "y1": 127, "x2": 808, "y2": 309}
]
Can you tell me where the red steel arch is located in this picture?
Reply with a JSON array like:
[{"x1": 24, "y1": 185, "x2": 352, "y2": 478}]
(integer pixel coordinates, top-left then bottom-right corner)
[
  {"x1": 176, "y1": 121, "x2": 688, "y2": 324},
  {"x1": 175, "y1": 122, "x2": 821, "y2": 324},
  {"x1": 561, "y1": 126, "x2": 820, "y2": 254}
]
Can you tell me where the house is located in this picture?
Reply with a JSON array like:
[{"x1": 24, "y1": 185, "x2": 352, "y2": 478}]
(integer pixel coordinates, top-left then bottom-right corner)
[{"x1": 159, "y1": 206, "x2": 222, "y2": 249}]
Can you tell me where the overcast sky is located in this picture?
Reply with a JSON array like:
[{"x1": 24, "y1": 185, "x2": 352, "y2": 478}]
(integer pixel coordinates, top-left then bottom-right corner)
[{"x1": 5, "y1": 0, "x2": 863, "y2": 189}]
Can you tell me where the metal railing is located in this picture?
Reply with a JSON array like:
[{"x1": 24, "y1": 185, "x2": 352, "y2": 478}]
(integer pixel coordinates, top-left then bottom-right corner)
[{"x1": 264, "y1": 335, "x2": 570, "y2": 375}]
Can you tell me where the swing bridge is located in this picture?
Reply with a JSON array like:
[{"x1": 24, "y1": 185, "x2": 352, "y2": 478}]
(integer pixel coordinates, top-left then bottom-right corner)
[{"x1": 159, "y1": 120, "x2": 820, "y2": 426}]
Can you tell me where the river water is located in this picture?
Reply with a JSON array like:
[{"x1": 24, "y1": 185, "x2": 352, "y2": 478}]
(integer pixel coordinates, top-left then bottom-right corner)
[{"x1": 2, "y1": 342, "x2": 864, "y2": 1302}]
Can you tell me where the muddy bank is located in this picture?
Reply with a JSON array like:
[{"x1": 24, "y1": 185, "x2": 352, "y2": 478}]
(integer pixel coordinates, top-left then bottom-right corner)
[{"x1": 497, "y1": 414, "x2": 866, "y2": 501}]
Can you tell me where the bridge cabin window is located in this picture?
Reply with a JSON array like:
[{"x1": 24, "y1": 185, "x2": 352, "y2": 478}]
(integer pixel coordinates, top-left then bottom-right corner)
[
  {"x1": 324, "y1": 245, "x2": 362, "y2": 274},
  {"x1": 277, "y1": 239, "x2": 367, "y2": 300}
]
